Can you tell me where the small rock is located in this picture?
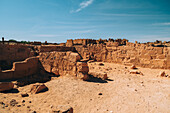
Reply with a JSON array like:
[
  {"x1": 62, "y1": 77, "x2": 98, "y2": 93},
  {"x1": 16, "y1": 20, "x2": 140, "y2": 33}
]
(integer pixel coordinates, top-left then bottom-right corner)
[
  {"x1": 22, "y1": 100, "x2": 25, "y2": 103},
  {"x1": 0, "y1": 102, "x2": 5, "y2": 105},
  {"x1": 17, "y1": 105, "x2": 21, "y2": 107},
  {"x1": 159, "y1": 71, "x2": 168, "y2": 77},
  {"x1": 27, "y1": 106, "x2": 30, "y2": 108},
  {"x1": 29, "y1": 101, "x2": 32, "y2": 103},
  {"x1": 135, "y1": 89, "x2": 137, "y2": 91},
  {"x1": 131, "y1": 65, "x2": 137, "y2": 69},
  {"x1": 99, "y1": 63, "x2": 104, "y2": 66},
  {"x1": 98, "y1": 93, "x2": 102, "y2": 95},
  {"x1": 31, "y1": 111, "x2": 36, "y2": 113},
  {"x1": 50, "y1": 105, "x2": 53, "y2": 108},
  {"x1": 21, "y1": 93, "x2": 29, "y2": 97},
  {"x1": 130, "y1": 70, "x2": 143, "y2": 75}
]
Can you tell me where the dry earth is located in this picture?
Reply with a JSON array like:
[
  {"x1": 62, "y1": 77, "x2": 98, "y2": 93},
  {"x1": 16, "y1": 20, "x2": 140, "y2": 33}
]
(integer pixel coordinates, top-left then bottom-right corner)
[{"x1": 0, "y1": 62, "x2": 170, "y2": 113}]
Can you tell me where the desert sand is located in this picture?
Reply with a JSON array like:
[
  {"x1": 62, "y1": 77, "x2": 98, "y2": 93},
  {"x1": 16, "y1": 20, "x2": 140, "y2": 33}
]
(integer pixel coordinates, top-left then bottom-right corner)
[{"x1": 0, "y1": 62, "x2": 170, "y2": 113}]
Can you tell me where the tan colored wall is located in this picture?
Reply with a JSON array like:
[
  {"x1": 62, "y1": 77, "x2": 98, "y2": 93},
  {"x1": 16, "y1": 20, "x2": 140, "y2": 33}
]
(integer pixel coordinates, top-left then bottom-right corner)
[
  {"x1": 0, "y1": 44, "x2": 35, "y2": 70},
  {"x1": 0, "y1": 57, "x2": 39, "y2": 81},
  {"x1": 75, "y1": 43, "x2": 170, "y2": 69}
]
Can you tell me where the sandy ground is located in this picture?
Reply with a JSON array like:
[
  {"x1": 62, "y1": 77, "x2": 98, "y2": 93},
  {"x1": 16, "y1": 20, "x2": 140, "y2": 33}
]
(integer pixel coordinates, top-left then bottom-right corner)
[{"x1": 0, "y1": 62, "x2": 170, "y2": 113}]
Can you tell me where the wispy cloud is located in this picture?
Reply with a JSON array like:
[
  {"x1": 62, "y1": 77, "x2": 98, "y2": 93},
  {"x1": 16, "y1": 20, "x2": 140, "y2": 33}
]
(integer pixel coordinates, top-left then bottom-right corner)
[
  {"x1": 34, "y1": 34, "x2": 63, "y2": 38},
  {"x1": 71, "y1": 0, "x2": 94, "y2": 13},
  {"x1": 152, "y1": 22, "x2": 170, "y2": 26},
  {"x1": 66, "y1": 30, "x2": 94, "y2": 34}
]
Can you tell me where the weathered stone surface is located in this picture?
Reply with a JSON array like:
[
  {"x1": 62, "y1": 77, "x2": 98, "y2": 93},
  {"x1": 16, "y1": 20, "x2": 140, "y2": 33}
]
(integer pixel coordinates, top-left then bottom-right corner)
[
  {"x1": 39, "y1": 51, "x2": 81, "y2": 76},
  {"x1": 76, "y1": 72, "x2": 89, "y2": 81},
  {"x1": 76, "y1": 62, "x2": 89, "y2": 74},
  {"x1": 0, "y1": 82, "x2": 14, "y2": 92},
  {"x1": 30, "y1": 83, "x2": 48, "y2": 94}
]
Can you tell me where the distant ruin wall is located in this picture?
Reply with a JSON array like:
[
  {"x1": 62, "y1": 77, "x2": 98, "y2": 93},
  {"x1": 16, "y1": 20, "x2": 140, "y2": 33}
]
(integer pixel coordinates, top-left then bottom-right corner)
[
  {"x1": 39, "y1": 51, "x2": 81, "y2": 76},
  {"x1": 75, "y1": 42, "x2": 170, "y2": 69},
  {"x1": 0, "y1": 44, "x2": 35, "y2": 70},
  {"x1": 37, "y1": 45, "x2": 76, "y2": 52},
  {"x1": 0, "y1": 57, "x2": 39, "y2": 81}
]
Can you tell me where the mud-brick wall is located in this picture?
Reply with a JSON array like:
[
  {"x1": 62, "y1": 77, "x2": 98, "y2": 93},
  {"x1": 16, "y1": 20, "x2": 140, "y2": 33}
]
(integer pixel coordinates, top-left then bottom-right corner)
[
  {"x1": 75, "y1": 42, "x2": 170, "y2": 69},
  {"x1": 39, "y1": 51, "x2": 81, "y2": 76},
  {"x1": 0, "y1": 57, "x2": 39, "y2": 81},
  {"x1": 0, "y1": 44, "x2": 35, "y2": 70}
]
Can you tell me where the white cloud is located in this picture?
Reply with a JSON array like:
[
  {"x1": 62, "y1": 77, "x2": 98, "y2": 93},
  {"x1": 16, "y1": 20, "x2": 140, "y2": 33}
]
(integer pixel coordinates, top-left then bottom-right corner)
[{"x1": 71, "y1": 0, "x2": 94, "y2": 13}]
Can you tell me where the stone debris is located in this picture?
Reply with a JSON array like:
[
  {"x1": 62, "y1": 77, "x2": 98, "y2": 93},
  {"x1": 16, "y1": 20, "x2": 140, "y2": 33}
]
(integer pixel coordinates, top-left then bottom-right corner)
[
  {"x1": 98, "y1": 93, "x2": 103, "y2": 95},
  {"x1": 21, "y1": 93, "x2": 29, "y2": 97},
  {"x1": 130, "y1": 70, "x2": 143, "y2": 75},
  {"x1": 0, "y1": 82, "x2": 14, "y2": 92},
  {"x1": 131, "y1": 65, "x2": 137, "y2": 69},
  {"x1": 159, "y1": 71, "x2": 169, "y2": 77},
  {"x1": 10, "y1": 99, "x2": 18, "y2": 106},
  {"x1": 99, "y1": 63, "x2": 104, "y2": 66},
  {"x1": 50, "y1": 105, "x2": 73, "y2": 113},
  {"x1": 88, "y1": 72, "x2": 108, "y2": 80},
  {"x1": 30, "y1": 83, "x2": 48, "y2": 94}
]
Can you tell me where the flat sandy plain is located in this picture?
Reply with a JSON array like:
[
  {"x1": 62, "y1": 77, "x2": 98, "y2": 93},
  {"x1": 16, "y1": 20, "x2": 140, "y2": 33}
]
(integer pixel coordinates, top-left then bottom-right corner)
[{"x1": 0, "y1": 62, "x2": 170, "y2": 113}]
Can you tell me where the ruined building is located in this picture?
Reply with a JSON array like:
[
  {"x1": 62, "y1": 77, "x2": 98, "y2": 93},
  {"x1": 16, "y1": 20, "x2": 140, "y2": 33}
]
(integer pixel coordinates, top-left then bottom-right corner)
[{"x1": 0, "y1": 38, "x2": 169, "y2": 82}]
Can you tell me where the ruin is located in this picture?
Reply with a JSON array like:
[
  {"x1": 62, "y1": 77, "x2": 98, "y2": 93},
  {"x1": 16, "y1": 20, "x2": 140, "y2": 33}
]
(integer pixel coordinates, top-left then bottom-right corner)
[
  {"x1": 0, "y1": 38, "x2": 170, "y2": 113},
  {"x1": 0, "y1": 38, "x2": 169, "y2": 81}
]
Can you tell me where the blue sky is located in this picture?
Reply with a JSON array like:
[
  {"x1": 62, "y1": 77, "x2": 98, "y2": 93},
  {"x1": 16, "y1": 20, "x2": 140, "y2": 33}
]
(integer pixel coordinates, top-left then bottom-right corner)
[{"x1": 0, "y1": 0, "x2": 170, "y2": 43}]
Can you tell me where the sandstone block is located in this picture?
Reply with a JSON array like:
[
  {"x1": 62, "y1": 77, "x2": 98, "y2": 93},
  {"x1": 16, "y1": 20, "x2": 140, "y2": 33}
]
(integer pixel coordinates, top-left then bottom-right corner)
[{"x1": 30, "y1": 83, "x2": 48, "y2": 94}]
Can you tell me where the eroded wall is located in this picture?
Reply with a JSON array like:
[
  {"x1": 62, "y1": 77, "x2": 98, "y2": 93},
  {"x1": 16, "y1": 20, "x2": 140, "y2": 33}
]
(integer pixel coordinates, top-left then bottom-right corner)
[
  {"x1": 39, "y1": 51, "x2": 81, "y2": 76},
  {"x1": 75, "y1": 42, "x2": 170, "y2": 69},
  {"x1": 0, "y1": 57, "x2": 39, "y2": 81},
  {"x1": 0, "y1": 44, "x2": 35, "y2": 70}
]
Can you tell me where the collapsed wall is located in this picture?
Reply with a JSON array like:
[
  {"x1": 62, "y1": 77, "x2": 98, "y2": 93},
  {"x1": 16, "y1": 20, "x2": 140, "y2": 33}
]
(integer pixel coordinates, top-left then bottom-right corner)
[{"x1": 0, "y1": 57, "x2": 39, "y2": 81}]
